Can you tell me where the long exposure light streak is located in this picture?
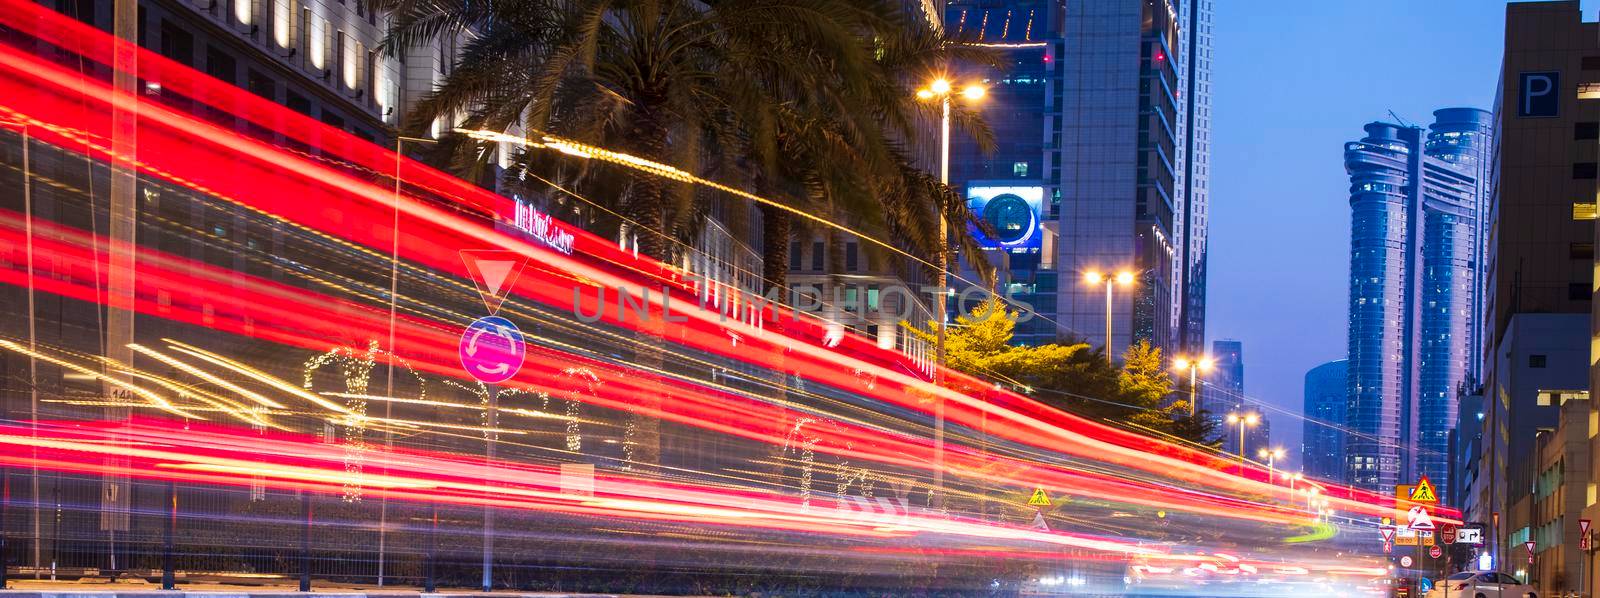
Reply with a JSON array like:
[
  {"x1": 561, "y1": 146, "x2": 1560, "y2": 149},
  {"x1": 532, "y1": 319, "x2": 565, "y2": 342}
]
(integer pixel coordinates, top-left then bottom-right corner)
[
  {"x1": 0, "y1": 2, "x2": 1411, "y2": 588},
  {"x1": 0, "y1": 18, "x2": 1356, "y2": 516}
]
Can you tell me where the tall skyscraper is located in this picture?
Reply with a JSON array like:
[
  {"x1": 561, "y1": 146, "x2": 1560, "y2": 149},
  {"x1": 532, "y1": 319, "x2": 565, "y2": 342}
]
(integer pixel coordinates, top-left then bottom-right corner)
[
  {"x1": 1176, "y1": 0, "x2": 1213, "y2": 355},
  {"x1": 946, "y1": 0, "x2": 1064, "y2": 346},
  {"x1": 1342, "y1": 109, "x2": 1491, "y2": 491},
  {"x1": 1054, "y1": 0, "x2": 1186, "y2": 356},
  {"x1": 944, "y1": 0, "x2": 1207, "y2": 354},
  {"x1": 1301, "y1": 360, "x2": 1348, "y2": 482},
  {"x1": 1204, "y1": 339, "x2": 1260, "y2": 455}
]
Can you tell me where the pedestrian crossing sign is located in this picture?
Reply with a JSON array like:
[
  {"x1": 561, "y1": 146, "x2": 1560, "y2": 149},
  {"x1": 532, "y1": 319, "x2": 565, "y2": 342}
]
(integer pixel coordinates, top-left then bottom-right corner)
[
  {"x1": 1409, "y1": 476, "x2": 1438, "y2": 504},
  {"x1": 1028, "y1": 487, "x2": 1051, "y2": 507}
]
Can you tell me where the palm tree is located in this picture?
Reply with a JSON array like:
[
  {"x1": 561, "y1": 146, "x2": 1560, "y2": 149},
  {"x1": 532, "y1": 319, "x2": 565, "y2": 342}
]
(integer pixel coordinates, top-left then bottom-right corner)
[
  {"x1": 373, "y1": 0, "x2": 905, "y2": 258},
  {"x1": 371, "y1": 0, "x2": 1000, "y2": 472}
]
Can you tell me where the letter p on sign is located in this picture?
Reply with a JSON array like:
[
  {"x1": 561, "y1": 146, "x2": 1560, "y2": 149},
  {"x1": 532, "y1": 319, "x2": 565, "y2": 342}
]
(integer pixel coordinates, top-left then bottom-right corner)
[{"x1": 1520, "y1": 71, "x2": 1560, "y2": 117}]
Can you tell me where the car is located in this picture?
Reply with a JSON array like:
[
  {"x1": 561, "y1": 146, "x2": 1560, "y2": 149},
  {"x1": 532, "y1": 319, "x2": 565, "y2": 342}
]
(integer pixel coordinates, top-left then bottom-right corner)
[{"x1": 1422, "y1": 571, "x2": 1536, "y2": 598}]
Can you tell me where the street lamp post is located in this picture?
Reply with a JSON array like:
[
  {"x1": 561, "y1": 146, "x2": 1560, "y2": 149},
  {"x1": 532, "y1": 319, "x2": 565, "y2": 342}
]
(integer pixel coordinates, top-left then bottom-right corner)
[
  {"x1": 916, "y1": 78, "x2": 983, "y2": 510},
  {"x1": 1225, "y1": 412, "x2": 1259, "y2": 474},
  {"x1": 1257, "y1": 447, "x2": 1285, "y2": 483},
  {"x1": 1173, "y1": 356, "x2": 1214, "y2": 416},
  {"x1": 1084, "y1": 271, "x2": 1135, "y2": 361}
]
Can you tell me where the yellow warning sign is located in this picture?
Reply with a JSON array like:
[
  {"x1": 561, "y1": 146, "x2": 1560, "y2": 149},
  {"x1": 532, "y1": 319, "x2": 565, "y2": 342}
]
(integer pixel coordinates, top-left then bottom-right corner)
[
  {"x1": 1409, "y1": 476, "x2": 1438, "y2": 504},
  {"x1": 1028, "y1": 487, "x2": 1051, "y2": 507}
]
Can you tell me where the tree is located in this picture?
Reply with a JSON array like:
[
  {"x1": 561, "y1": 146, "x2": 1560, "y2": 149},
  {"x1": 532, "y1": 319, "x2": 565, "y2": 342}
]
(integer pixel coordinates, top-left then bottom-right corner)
[
  {"x1": 911, "y1": 298, "x2": 1216, "y2": 445},
  {"x1": 371, "y1": 0, "x2": 1002, "y2": 470},
  {"x1": 374, "y1": 0, "x2": 893, "y2": 259}
]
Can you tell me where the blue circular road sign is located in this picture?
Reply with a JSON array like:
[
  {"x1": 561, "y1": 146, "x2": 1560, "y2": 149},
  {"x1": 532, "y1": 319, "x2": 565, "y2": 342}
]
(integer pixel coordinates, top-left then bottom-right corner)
[{"x1": 459, "y1": 316, "x2": 526, "y2": 384}]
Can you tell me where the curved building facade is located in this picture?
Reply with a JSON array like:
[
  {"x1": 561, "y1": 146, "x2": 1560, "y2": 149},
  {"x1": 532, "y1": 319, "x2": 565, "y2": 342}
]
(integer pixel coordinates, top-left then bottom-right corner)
[
  {"x1": 1343, "y1": 109, "x2": 1491, "y2": 491},
  {"x1": 1302, "y1": 360, "x2": 1349, "y2": 482}
]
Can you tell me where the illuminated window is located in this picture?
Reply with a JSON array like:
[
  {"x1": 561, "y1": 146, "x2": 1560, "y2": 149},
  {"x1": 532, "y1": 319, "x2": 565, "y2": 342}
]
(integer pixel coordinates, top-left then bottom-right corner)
[
  {"x1": 1575, "y1": 202, "x2": 1597, "y2": 220},
  {"x1": 1013, "y1": 161, "x2": 1028, "y2": 177},
  {"x1": 1581, "y1": 82, "x2": 1600, "y2": 99},
  {"x1": 273, "y1": 0, "x2": 292, "y2": 49}
]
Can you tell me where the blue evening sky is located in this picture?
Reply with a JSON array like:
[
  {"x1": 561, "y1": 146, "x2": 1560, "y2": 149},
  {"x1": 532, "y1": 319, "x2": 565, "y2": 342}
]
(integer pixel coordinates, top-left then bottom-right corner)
[{"x1": 1207, "y1": 0, "x2": 1595, "y2": 466}]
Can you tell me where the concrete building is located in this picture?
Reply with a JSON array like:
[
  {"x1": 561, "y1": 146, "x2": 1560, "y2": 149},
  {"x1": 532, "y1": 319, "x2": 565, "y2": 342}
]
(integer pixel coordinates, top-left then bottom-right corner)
[
  {"x1": 1473, "y1": 314, "x2": 1591, "y2": 566},
  {"x1": 1342, "y1": 109, "x2": 1492, "y2": 492},
  {"x1": 1450, "y1": 386, "x2": 1483, "y2": 513},
  {"x1": 1471, "y1": 0, "x2": 1600, "y2": 571},
  {"x1": 1301, "y1": 360, "x2": 1348, "y2": 483},
  {"x1": 1507, "y1": 394, "x2": 1589, "y2": 596}
]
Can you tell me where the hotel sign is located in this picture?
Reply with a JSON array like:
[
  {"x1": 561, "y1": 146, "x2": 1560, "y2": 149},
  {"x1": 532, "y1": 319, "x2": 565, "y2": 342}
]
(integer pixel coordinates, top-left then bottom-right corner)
[{"x1": 513, "y1": 200, "x2": 576, "y2": 255}]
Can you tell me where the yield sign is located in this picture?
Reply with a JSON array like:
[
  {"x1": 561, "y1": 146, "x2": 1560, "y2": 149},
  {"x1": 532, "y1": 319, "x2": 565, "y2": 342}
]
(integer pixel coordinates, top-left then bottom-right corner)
[
  {"x1": 1029, "y1": 510, "x2": 1050, "y2": 531},
  {"x1": 461, "y1": 250, "x2": 530, "y2": 315},
  {"x1": 1583, "y1": 519, "x2": 1593, "y2": 536},
  {"x1": 1380, "y1": 527, "x2": 1396, "y2": 544}
]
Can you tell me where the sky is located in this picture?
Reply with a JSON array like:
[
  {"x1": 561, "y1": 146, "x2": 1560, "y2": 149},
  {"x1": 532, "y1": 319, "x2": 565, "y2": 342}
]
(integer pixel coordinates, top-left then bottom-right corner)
[{"x1": 1206, "y1": 0, "x2": 1596, "y2": 466}]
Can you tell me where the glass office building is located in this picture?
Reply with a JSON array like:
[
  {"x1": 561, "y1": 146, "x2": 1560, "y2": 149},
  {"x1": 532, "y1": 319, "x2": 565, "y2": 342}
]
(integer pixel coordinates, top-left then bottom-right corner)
[
  {"x1": 1301, "y1": 359, "x2": 1348, "y2": 482},
  {"x1": 1342, "y1": 109, "x2": 1491, "y2": 491},
  {"x1": 945, "y1": 0, "x2": 1063, "y2": 345}
]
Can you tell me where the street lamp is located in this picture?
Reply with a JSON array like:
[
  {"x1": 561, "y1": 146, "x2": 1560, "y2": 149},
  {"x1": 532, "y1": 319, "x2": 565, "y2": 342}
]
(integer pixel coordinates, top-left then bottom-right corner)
[
  {"x1": 1084, "y1": 270, "x2": 1135, "y2": 361},
  {"x1": 1225, "y1": 412, "x2": 1259, "y2": 474},
  {"x1": 1173, "y1": 356, "x2": 1214, "y2": 416},
  {"x1": 916, "y1": 77, "x2": 984, "y2": 510},
  {"x1": 1257, "y1": 447, "x2": 1285, "y2": 483}
]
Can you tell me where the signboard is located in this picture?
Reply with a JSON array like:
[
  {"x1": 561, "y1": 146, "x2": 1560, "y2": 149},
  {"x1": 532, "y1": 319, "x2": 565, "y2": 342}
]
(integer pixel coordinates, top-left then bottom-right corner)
[
  {"x1": 1027, "y1": 487, "x2": 1051, "y2": 507},
  {"x1": 1408, "y1": 476, "x2": 1437, "y2": 504},
  {"x1": 512, "y1": 200, "x2": 576, "y2": 255},
  {"x1": 1518, "y1": 71, "x2": 1561, "y2": 118},
  {"x1": 1383, "y1": 541, "x2": 1393, "y2": 554},
  {"x1": 459, "y1": 316, "x2": 526, "y2": 384},
  {"x1": 1455, "y1": 526, "x2": 1484, "y2": 546},
  {"x1": 461, "y1": 249, "x2": 530, "y2": 315},
  {"x1": 1399, "y1": 555, "x2": 1413, "y2": 568},
  {"x1": 1440, "y1": 523, "x2": 1457, "y2": 544},
  {"x1": 1395, "y1": 528, "x2": 1418, "y2": 546},
  {"x1": 1394, "y1": 529, "x2": 1433, "y2": 546},
  {"x1": 966, "y1": 185, "x2": 1044, "y2": 254},
  {"x1": 1406, "y1": 505, "x2": 1434, "y2": 530}
]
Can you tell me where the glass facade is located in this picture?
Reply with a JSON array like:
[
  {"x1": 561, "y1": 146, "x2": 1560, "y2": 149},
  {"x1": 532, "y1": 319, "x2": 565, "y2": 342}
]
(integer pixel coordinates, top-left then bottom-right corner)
[
  {"x1": 945, "y1": 0, "x2": 1063, "y2": 345},
  {"x1": 1342, "y1": 109, "x2": 1490, "y2": 491},
  {"x1": 1176, "y1": 0, "x2": 1212, "y2": 355},
  {"x1": 1301, "y1": 359, "x2": 1348, "y2": 482}
]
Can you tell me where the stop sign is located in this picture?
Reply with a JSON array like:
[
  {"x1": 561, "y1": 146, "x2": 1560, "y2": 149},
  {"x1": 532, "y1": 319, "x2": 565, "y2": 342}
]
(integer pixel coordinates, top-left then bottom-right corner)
[
  {"x1": 1441, "y1": 523, "x2": 1458, "y2": 544},
  {"x1": 1429, "y1": 545, "x2": 1443, "y2": 559}
]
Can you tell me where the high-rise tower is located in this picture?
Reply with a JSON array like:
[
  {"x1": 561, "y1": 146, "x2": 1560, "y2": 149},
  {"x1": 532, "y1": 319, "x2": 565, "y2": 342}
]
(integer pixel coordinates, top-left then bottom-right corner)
[
  {"x1": 1342, "y1": 109, "x2": 1491, "y2": 491},
  {"x1": 1176, "y1": 0, "x2": 1213, "y2": 355},
  {"x1": 1302, "y1": 360, "x2": 1349, "y2": 482},
  {"x1": 1055, "y1": 0, "x2": 1184, "y2": 356}
]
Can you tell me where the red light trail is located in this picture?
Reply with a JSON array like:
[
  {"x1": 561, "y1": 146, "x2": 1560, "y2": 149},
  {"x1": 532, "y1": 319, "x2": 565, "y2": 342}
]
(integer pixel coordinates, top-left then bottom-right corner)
[{"x1": 0, "y1": 0, "x2": 1426, "y2": 585}]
